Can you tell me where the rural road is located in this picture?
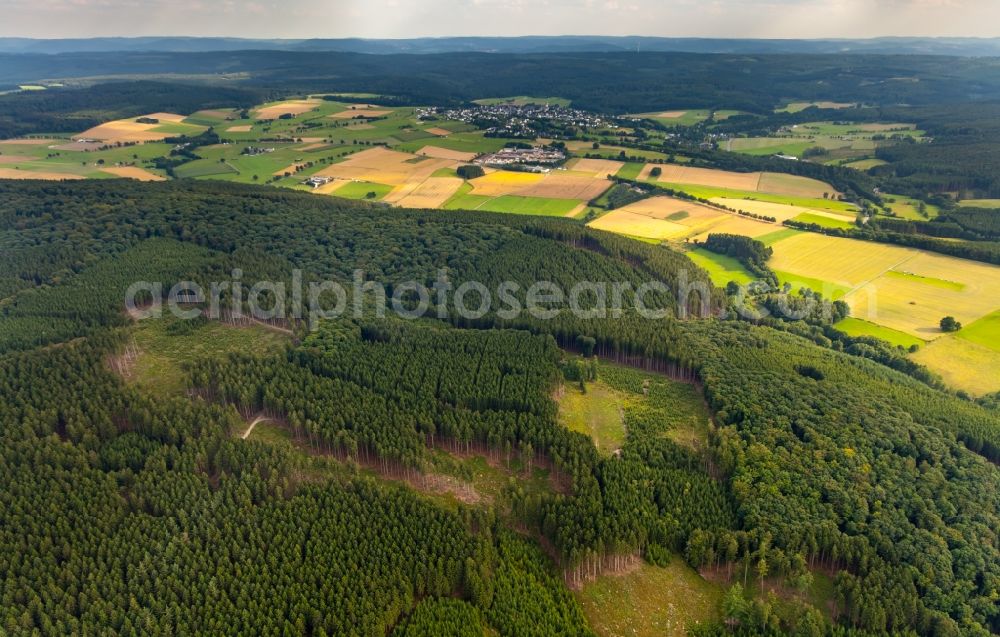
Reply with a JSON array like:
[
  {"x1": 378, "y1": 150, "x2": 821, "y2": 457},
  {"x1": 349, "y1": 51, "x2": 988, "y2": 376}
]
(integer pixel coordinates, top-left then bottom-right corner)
[{"x1": 241, "y1": 415, "x2": 270, "y2": 440}]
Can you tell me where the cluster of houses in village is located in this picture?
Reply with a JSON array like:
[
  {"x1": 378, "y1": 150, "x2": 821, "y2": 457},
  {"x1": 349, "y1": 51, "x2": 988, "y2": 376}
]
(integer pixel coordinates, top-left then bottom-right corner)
[
  {"x1": 421, "y1": 103, "x2": 617, "y2": 138},
  {"x1": 475, "y1": 146, "x2": 565, "y2": 169}
]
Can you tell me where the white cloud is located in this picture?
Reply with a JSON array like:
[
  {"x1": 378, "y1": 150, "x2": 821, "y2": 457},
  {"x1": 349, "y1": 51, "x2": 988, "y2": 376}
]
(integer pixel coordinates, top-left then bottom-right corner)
[{"x1": 1, "y1": 0, "x2": 998, "y2": 38}]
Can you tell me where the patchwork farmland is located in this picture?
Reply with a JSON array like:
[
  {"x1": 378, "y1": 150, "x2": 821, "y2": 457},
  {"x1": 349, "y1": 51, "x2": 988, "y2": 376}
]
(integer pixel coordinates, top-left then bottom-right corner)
[{"x1": 0, "y1": 90, "x2": 995, "y2": 394}]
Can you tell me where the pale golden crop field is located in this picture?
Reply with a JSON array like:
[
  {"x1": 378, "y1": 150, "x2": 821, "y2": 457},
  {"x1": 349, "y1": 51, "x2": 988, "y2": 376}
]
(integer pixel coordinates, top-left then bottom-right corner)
[
  {"x1": 588, "y1": 210, "x2": 690, "y2": 240},
  {"x1": 253, "y1": 99, "x2": 320, "y2": 119},
  {"x1": 75, "y1": 112, "x2": 204, "y2": 143},
  {"x1": 588, "y1": 196, "x2": 741, "y2": 240},
  {"x1": 654, "y1": 165, "x2": 761, "y2": 191},
  {"x1": 766, "y1": 233, "x2": 1000, "y2": 339},
  {"x1": 390, "y1": 176, "x2": 465, "y2": 208},
  {"x1": 468, "y1": 171, "x2": 544, "y2": 196},
  {"x1": 708, "y1": 198, "x2": 824, "y2": 221},
  {"x1": 313, "y1": 147, "x2": 456, "y2": 187}
]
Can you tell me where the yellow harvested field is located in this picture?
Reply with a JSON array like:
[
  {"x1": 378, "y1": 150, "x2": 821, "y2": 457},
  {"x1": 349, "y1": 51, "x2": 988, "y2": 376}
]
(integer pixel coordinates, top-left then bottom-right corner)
[
  {"x1": 637, "y1": 164, "x2": 658, "y2": 181},
  {"x1": 567, "y1": 158, "x2": 625, "y2": 176},
  {"x1": 253, "y1": 100, "x2": 319, "y2": 120},
  {"x1": 770, "y1": 234, "x2": 908, "y2": 288},
  {"x1": 588, "y1": 198, "x2": 735, "y2": 240},
  {"x1": 425, "y1": 127, "x2": 453, "y2": 136},
  {"x1": 860, "y1": 252, "x2": 1000, "y2": 337},
  {"x1": 75, "y1": 113, "x2": 200, "y2": 143},
  {"x1": 145, "y1": 112, "x2": 187, "y2": 123},
  {"x1": 313, "y1": 147, "x2": 456, "y2": 187},
  {"x1": 0, "y1": 167, "x2": 84, "y2": 180},
  {"x1": 757, "y1": 172, "x2": 838, "y2": 198},
  {"x1": 100, "y1": 166, "x2": 165, "y2": 181},
  {"x1": 649, "y1": 165, "x2": 840, "y2": 198},
  {"x1": 808, "y1": 210, "x2": 858, "y2": 223},
  {"x1": 416, "y1": 145, "x2": 477, "y2": 162},
  {"x1": 655, "y1": 165, "x2": 762, "y2": 191},
  {"x1": 298, "y1": 142, "x2": 329, "y2": 151},
  {"x1": 565, "y1": 203, "x2": 587, "y2": 218},
  {"x1": 392, "y1": 177, "x2": 465, "y2": 208},
  {"x1": 657, "y1": 111, "x2": 687, "y2": 118},
  {"x1": 709, "y1": 198, "x2": 822, "y2": 222},
  {"x1": 227, "y1": 125, "x2": 253, "y2": 133},
  {"x1": 689, "y1": 216, "x2": 780, "y2": 242},
  {"x1": 329, "y1": 108, "x2": 392, "y2": 120},
  {"x1": 589, "y1": 210, "x2": 689, "y2": 240},
  {"x1": 766, "y1": 233, "x2": 1000, "y2": 338},
  {"x1": 516, "y1": 172, "x2": 613, "y2": 200},
  {"x1": 911, "y1": 337, "x2": 1000, "y2": 397},
  {"x1": 619, "y1": 197, "x2": 725, "y2": 223},
  {"x1": 469, "y1": 171, "x2": 544, "y2": 196}
]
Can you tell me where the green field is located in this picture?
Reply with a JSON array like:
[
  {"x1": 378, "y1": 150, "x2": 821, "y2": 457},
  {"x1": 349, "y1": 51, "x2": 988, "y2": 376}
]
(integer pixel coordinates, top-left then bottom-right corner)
[
  {"x1": 777, "y1": 101, "x2": 856, "y2": 113},
  {"x1": 474, "y1": 195, "x2": 579, "y2": 216},
  {"x1": 880, "y1": 193, "x2": 939, "y2": 220},
  {"x1": 957, "y1": 310, "x2": 1000, "y2": 352},
  {"x1": 957, "y1": 199, "x2": 1000, "y2": 208},
  {"x1": 843, "y1": 158, "x2": 888, "y2": 170},
  {"x1": 174, "y1": 159, "x2": 240, "y2": 179},
  {"x1": 442, "y1": 183, "x2": 493, "y2": 211},
  {"x1": 558, "y1": 380, "x2": 625, "y2": 454},
  {"x1": 128, "y1": 316, "x2": 289, "y2": 396},
  {"x1": 391, "y1": 129, "x2": 436, "y2": 142},
  {"x1": 756, "y1": 228, "x2": 802, "y2": 246},
  {"x1": 727, "y1": 138, "x2": 818, "y2": 157},
  {"x1": 615, "y1": 162, "x2": 645, "y2": 180},
  {"x1": 686, "y1": 248, "x2": 755, "y2": 286},
  {"x1": 398, "y1": 132, "x2": 510, "y2": 155},
  {"x1": 773, "y1": 270, "x2": 853, "y2": 300},
  {"x1": 792, "y1": 121, "x2": 923, "y2": 139},
  {"x1": 834, "y1": 318, "x2": 925, "y2": 349},
  {"x1": 579, "y1": 145, "x2": 669, "y2": 161},
  {"x1": 443, "y1": 183, "x2": 579, "y2": 216},
  {"x1": 577, "y1": 559, "x2": 722, "y2": 637},
  {"x1": 333, "y1": 181, "x2": 394, "y2": 200},
  {"x1": 791, "y1": 212, "x2": 856, "y2": 230},
  {"x1": 632, "y1": 109, "x2": 712, "y2": 126},
  {"x1": 151, "y1": 121, "x2": 206, "y2": 136},
  {"x1": 473, "y1": 96, "x2": 571, "y2": 107},
  {"x1": 885, "y1": 270, "x2": 965, "y2": 291}
]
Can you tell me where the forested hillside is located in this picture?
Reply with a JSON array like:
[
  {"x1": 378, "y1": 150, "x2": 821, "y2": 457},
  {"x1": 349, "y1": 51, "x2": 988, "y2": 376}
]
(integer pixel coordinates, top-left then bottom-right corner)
[{"x1": 0, "y1": 179, "x2": 997, "y2": 635}]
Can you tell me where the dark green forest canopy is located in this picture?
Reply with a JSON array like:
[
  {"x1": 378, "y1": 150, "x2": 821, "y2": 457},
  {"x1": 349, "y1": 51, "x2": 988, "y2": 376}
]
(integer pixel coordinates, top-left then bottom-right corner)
[
  {"x1": 0, "y1": 179, "x2": 998, "y2": 635},
  {"x1": 5, "y1": 51, "x2": 1000, "y2": 112}
]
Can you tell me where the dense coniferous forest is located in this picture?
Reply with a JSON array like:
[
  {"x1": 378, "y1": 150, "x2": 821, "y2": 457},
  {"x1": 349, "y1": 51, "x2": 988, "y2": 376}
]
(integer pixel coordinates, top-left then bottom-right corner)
[
  {"x1": 0, "y1": 179, "x2": 997, "y2": 635},
  {"x1": 5, "y1": 51, "x2": 1000, "y2": 112}
]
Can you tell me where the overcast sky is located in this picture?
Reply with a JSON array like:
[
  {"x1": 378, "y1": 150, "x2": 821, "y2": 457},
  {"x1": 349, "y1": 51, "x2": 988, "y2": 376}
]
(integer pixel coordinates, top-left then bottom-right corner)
[{"x1": 3, "y1": 0, "x2": 998, "y2": 39}]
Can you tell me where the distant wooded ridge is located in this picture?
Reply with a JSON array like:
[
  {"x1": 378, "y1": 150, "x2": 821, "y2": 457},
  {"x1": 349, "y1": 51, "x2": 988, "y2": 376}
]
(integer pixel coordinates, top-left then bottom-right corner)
[{"x1": 5, "y1": 35, "x2": 1000, "y2": 56}]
